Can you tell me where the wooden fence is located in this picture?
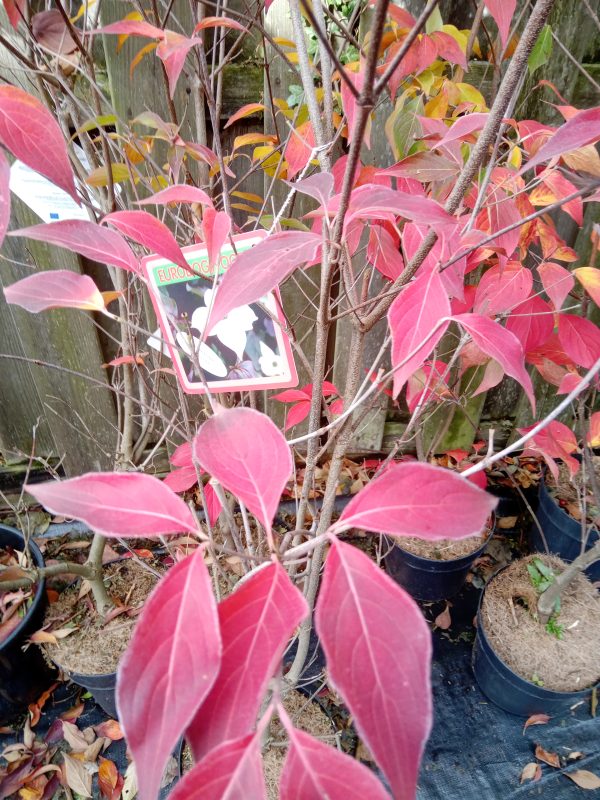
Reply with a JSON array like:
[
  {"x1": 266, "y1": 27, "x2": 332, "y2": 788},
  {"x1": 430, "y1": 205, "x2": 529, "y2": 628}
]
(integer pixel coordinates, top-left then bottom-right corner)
[{"x1": 0, "y1": 0, "x2": 599, "y2": 487}]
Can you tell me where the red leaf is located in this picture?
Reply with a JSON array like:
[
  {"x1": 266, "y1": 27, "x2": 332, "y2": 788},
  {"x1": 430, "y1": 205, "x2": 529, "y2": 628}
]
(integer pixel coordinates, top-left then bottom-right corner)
[
  {"x1": 203, "y1": 483, "x2": 222, "y2": 528},
  {"x1": 3, "y1": 0, "x2": 25, "y2": 28},
  {"x1": 271, "y1": 388, "x2": 312, "y2": 403},
  {"x1": 103, "y1": 210, "x2": 188, "y2": 270},
  {"x1": 103, "y1": 355, "x2": 145, "y2": 367},
  {"x1": 0, "y1": 148, "x2": 10, "y2": 248},
  {"x1": 518, "y1": 106, "x2": 600, "y2": 175},
  {"x1": 505, "y1": 296, "x2": 553, "y2": 353},
  {"x1": 287, "y1": 172, "x2": 334, "y2": 208},
  {"x1": 538, "y1": 261, "x2": 574, "y2": 310},
  {"x1": 523, "y1": 713, "x2": 551, "y2": 733},
  {"x1": 367, "y1": 224, "x2": 404, "y2": 281},
  {"x1": 224, "y1": 103, "x2": 265, "y2": 129},
  {"x1": 193, "y1": 15, "x2": 245, "y2": 34},
  {"x1": 186, "y1": 562, "x2": 308, "y2": 761},
  {"x1": 117, "y1": 550, "x2": 221, "y2": 800},
  {"x1": 436, "y1": 112, "x2": 489, "y2": 149},
  {"x1": 430, "y1": 31, "x2": 467, "y2": 69},
  {"x1": 163, "y1": 465, "x2": 198, "y2": 493},
  {"x1": 170, "y1": 441, "x2": 193, "y2": 467},
  {"x1": 25, "y1": 472, "x2": 198, "y2": 537},
  {"x1": 406, "y1": 360, "x2": 449, "y2": 413},
  {"x1": 136, "y1": 184, "x2": 213, "y2": 207},
  {"x1": 520, "y1": 420, "x2": 579, "y2": 477},
  {"x1": 98, "y1": 758, "x2": 123, "y2": 800},
  {"x1": 341, "y1": 68, "x2": 366, "y2": 146},
  {"x1": 9, "y1": 220, "x2": 139, "y2": 274},
  {"x1": 388, "y1": 269, "x2": 450, "y2": 397},
  {"x1": 343, "y1": 185, "x2": 457, "y2": 233},
  {"x1": 484, "y1": 0, "x2": 516, "y2": 48},
  {"x1": 4, "y1": 270, "x2": 104, "y2": 314},
  {"x1": 98, "y1": 19, "x2": 164, "y2": 39},
  {"x1": 453, "y1": 313, "x2": 535, "y2": 410},
  {"x1": 279, "y1": 723, "x2": 389, "y2": 800},
  {"x1": 169, "y1": 731, "x2": 265, "y2": 800},
  {"x1": 0, "y1": 86, "x2": 77, "y2": 203},
  {"x1": 588, "y1": 411, "x2": 600, "y2": 447},
  {"x1": 285, "y1": 400, "x2": 311, "y2": 431},
  {"x1": 285, "y1": 120, "x2": 316, "y2": 180},
  {"x1": 333, "y1": 462, "x2": 497, "y2": 538},
  {"x1": 201, "y1": 208, "x2": 231, "y2": 270},
  {"x1": 315, "y1": 539, "x2": 432, "y2": 800},
  {"x1": 205, "y1": 231, "x2": 322, "y2": 333},
  {"x1": 558, "y1": 314, "x2": 600, "y2": 369},
  {"x1": 473, "y1": 263, "x2": 533, "y2": 316},
  {"x1": 193, "y1": 408, "x2": 292, "y2": 537},
  {"x1": 155, "y1": 32, "x2": 201, "y2": 98}
]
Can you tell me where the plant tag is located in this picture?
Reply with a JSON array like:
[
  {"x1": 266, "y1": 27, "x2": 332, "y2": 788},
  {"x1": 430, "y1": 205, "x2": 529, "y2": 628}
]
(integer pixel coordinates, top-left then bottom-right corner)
[{"x1": 143, "y1": 231, "x2": 298, "y2": 394}]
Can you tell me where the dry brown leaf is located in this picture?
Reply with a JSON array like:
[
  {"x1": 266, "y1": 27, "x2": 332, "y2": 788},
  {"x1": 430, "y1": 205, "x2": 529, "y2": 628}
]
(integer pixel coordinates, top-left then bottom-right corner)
[
  {"x1": 523, "y1": 713, "x2": 550, "y2": 733},
  {"x1": 520, "y1": 762, "x2": 542, "y2": 783},
  {"x1": 61, "y1": 721, "x2": 90, "y2": 753},
  {"x1": 568, "y1": 751, "x2": 585, "y2": 761},
  {"x1": 28, "y1": 630, "x2": 58, "y2": 645},
  {"x1": 434, "y1": 603, "x2": 452, "y2": 630},
  {"x1": 62, "y1": 753, "x2": 92, "y2": 798},
  {"x1": 535, "y1": 744, "x2": 561, "y2": 768},
  {"x1": 592, "y1": 687, "x2": 597, "y2": 718},
  {"x1": 94, "y1": 720, "x2": 124, "y2": 741},
  {"x1": 496, "y1": 516, "x2": 518, "y2": 529},
  {"x1": 565, "y1": 770, "x2": 600, "y2": 790},
  {"x1": 82, "y1": 738, "x2": 104, "y2": 763}
]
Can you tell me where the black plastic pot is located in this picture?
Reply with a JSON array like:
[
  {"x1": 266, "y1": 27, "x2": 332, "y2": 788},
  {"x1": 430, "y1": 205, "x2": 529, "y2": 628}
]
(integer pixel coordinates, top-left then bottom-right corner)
[
  {"x1": 472, "y1": 576, "x2": 597, "y2": 716},
  {"x1": 530, "y1": 478, "x2": 600, "y2": 582},
  {"x1": 64, "y1": 668, "x2": 118, "y2": 719},
  {"x1": 384, "y1": 527, "x2": 492, "y2": 602},
  {"x1": 0, "y1": 524, "x2": 58, "y2": 723}
]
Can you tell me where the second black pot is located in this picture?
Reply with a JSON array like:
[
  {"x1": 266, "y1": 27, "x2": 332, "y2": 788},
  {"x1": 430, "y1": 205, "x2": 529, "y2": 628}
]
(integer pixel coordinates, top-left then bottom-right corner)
[
  {"x1": 530, "y1": 478, "x2": 600, "y2": 582},
  {"x1": 385, "y1": 528, "x2": 492, "y2": 602},
  {"x1": 0, "y1": 524, "x2": 58, "y2": 724},
  {"x1": 66, "y1": 668, "x2": 118, "y2": 719}
]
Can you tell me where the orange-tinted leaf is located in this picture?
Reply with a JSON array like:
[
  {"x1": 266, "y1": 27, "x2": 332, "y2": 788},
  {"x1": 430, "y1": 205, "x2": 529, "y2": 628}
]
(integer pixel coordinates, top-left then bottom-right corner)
[
  {"x1": 94, "y1": 719, "x2": 124, "y2": 741},
  {"x1": 98, "y1": 758, "x2": 123, "y2": 800},
  {"x1": 233, "y1": 132, "x2": 277, "y2": 150},
  {"x1": 574, "y1": 267, "x2": 600, "y2": 307},
  {"x1": 523, "y1": 713, "x2": 550, "y2": 733},
  {"x1": 520, "y1": 762, "x2": 542, "y2": 783},
  {"x1": 102, "y1": 355, "x2": 145, "y2": 368},
  {"x1": 224, "y1": 103, "x2": 265, "y2": 129},
  {"x1": 587, "y1": 412, "x2": 600, "y2": 448},
  {"x1": 130, "y1": 42, "x2": 157, "y2": 78},
  {"x1": 535, "y1": 744, "x2": 560, "y2": 768}
]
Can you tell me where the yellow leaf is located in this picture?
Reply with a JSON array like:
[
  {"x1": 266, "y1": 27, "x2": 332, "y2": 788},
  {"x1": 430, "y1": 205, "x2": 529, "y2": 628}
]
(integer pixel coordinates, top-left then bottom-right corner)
[
  {"x1": 424, "y1": 91, "x2": 448, "y2": 119},
  {"x1": 124, "y1": 137, "x2": 152, "y2": 165},
  {"x1": 273, "y1": 37, "x2": 296, "y2": 49},
  {"x1": 441, "y1": 24, "x2": 468, "y2": 51},
  {"x1": 85, "y1": 163, "x2": 131, "y2": 187},
  {"x1": 149, "y1": 175, "x2": 169, "y2": 192},
  {"x1": 101, "y1": 290, "x2": 122, "y2": 306},
  {"x1": 231, "y1": 203, "x2": 259, "y2": 213},
  {"x1": 562, "y1": 145, "x2": 600, "y2": 177},
  {"x1": 574, "y1": 267, "x2": 600, "y2": 307},
  {"x1": 508, "y1": 146, "x2": 522, "y2": 169},
  {"x1": 253, "y1": 145, "x2": 285, "y2": 178},
  {"x1": 231, "y1": 191, "x2": 263, "y2": 204},
  {"x1": 233, "y1": 132, "x2": 277, "y2": 150},
  {"x1": 70, "y1": 0, "x2": 97, "y2": 23},
  {"x1": 130, "y1": 42, "x2": 157, "y2": 78},
  {"x1": 417, "y1": 69, "x2": 436, "y2": 95},
  {"x1": 455, "y1": 82, "x2": 487, "y2": 111},
  {"x1": 117, "y1": 11, "x2": 143, "y2": 52}
]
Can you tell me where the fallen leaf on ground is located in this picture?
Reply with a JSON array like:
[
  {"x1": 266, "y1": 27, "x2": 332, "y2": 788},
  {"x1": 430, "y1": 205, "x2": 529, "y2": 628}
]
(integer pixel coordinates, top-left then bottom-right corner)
[
  {"x1": 434, "y1": 603, "x2": 452, "y2": 630},
  {"x1": 535, "y1": 744, "x2": 561, "y2": 768},
  {"x1": 565, "y1": 770, "x2": 600, "y2": 789},
  {"x1": 520, "y1": 762, "x2": 542, "y2": 783},
  {"x1": 496, "y1": 516, "x2": 518, "y2": 529},
  {"x1": 94, "y1": 720, "x2": 124, "y2": 741},
  {"x1": 567, "y1": 751, "x2": 585, "y2": 761},
  {"x1": 61, "y1": 721, "x2": 90, "y2": 752},
  {"x1": 523, "y1": 713, "x2": 550, "y2": 733},
  {"x1": 62, "y1": 753, "x2": 92, "y2": 798}
]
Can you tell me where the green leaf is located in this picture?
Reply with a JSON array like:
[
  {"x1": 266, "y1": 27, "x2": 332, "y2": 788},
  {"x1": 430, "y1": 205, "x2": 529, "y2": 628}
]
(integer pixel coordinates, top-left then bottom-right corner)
[
  {"x1": 528, "y1": 25, "x2": 553, "y2": 75},
  {"x1": 425, "y1": 6, "x2": 444, "y2": 34},
  {"x1": 533, "y1": 557, "x2": 555, "y2": 581},
  {"x1": 72, "y1": 115, "x2": 117, "y2": 139}
]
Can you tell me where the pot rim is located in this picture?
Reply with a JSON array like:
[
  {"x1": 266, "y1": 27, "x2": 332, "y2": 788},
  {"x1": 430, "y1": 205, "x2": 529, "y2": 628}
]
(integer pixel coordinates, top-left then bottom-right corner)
[
  {"x1": 0, "y1": 523, "x2": 47, "y2": 652},
  {"x1": 476, "y1": 558, "x2": 599, "y2": 698},
  {"x1": 391, "y1": 514, "x2": 495, "y2": 565}
]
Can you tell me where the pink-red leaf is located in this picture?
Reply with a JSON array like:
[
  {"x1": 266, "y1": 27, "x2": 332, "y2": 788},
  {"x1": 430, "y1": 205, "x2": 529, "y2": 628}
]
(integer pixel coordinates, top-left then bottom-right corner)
[
  {"x1": 315, "y1": 539, "x2": 432, "y2": 800},
  {"x1": 453, "y1": 313, "x2": 536, "y2": 409},
  {"x1": 538, "y1": 261, "x2": 574, "y2": 310},
  {"x1": 205, "y1": 231, "x2": 322, "y2": 333},
  {"x1": 202, "y1": 208, "x2": 231, "y2": 270},
  {"x1": 169, "y1": 731, "x2": 265, "y2": 800},
  {"x1": 3, "y1": 0, "x2": 25, "y2": 28},
  {"x1": 343, "y1": 185, "x2": 457, "y2": 233},
  {"x1": 163, "y1": 465, "x2": 198, "y2": 493},
  {"x1": 484, "y1": 0, "x2": 516, "y2": 48},
  {"x1": 279, "y1": 723, "x2": 389, "y2": 800},
  {"x1": 287, "y1": 172, "x2": 334, "y2": 208},
  {"x1": 156, "y1": 32, "x2": 201, "y2": 98},
  {"x1": 430, "y1": 30, "x2": 467, "y2": 69},
  {"x1": 284, "y1": 400, "x2": 311, "y2": 431},
  {"x1": 436, "y1": 112, "x2": 489, "y2": 149},
  {"x1": 9, "y1": 220, "x2": 139, "y2": 274},
  {"x1": 98, "y1": 19, "x2": 164, "y2": 39},
  {"x1": 193, "y1": 407, "x2": 291, "y2": 537},
  {"x1": 25, "y1": 472, "x2": 197, "y2": 537},
  {"x1": 558, "y1": 314, "x2": 600, "y2": 369},
  {"x1": 505, "y1": 296, "x2": 553, "y2": 353},
  {"x1": 193, "y1": 15, "x2": 245, "y2": 34},
  {"x1": 103, "y1": 210, "x2": 188, "y2": 270},
  {"x1": 0, "y1": 149, "x2": 10, "y2": 248},
  {"x1": 333, "y1": 462, "x2": 497, "y2": 538},
  {"x1": 519, "y1": 106, "x2": 600, "y2": 174},
  {"x1": 388, "y1": 269, "x2": 450, "y2": 397},
  {"x1": 117, "y1": 549, "x2": 221, "y2": 800},
  {"x1": 285, "y1": 120, "x2": 315, "y2": 180},
  {"x1": 0, "y1": 85, "x2": 78, "y2": 202},
  {"x1": 367, "y1": 224, "x2": 404, "y2": 281},
  {"x1": 473, "y1": 263, "x2": 533, "y2": 316},
  {"x1": 136, "y1": 184, "x2": 213, "y2": 207},
  {"x1": 186, "y1": 562, "x2": 308, "y2": 761},
  {"x1": 203, "y1": 483, "x2": 222, "y2": 528},
  {"x1": 224, "y1": 103, "x2": 265, "y2": 129},
  {"x1": 4, "y1": 270, "x2": 105, "y2": 314},
  {"x1": 170, "y1": 441, "x2": 193, "y2": 467}
]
